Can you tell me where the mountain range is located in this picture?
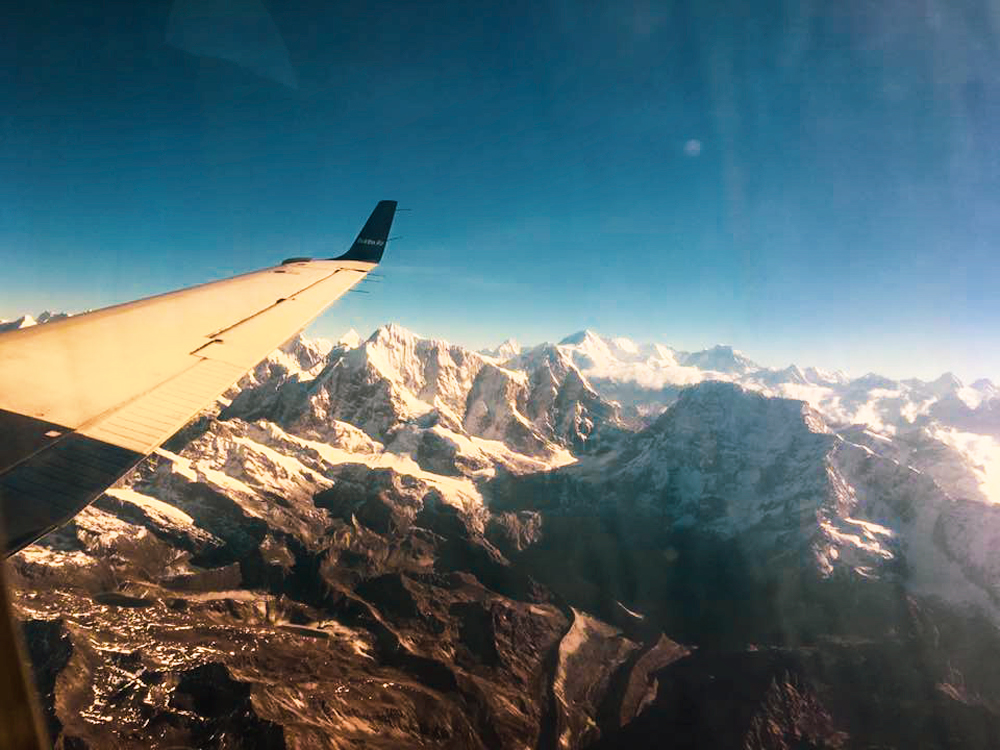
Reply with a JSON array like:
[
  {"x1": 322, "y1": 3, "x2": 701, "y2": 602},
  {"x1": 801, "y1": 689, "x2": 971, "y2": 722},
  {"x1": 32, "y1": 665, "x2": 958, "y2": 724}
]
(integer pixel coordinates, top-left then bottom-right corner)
[{"x1": 8, "y1": 322, "x2": 1000, "y2": 748}]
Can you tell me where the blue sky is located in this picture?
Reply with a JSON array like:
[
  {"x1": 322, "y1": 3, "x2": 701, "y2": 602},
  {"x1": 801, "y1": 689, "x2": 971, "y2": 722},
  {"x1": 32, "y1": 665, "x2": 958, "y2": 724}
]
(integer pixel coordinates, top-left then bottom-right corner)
[{"x1": 2, "y1": 0, "x2": 999, "y2": 381}]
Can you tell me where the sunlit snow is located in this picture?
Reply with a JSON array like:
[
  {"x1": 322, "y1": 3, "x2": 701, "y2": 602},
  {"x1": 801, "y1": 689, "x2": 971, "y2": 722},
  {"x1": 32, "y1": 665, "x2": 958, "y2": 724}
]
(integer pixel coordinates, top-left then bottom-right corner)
[{"x1": 933, "y1": 428, "x2": 1000, "y2": 504}]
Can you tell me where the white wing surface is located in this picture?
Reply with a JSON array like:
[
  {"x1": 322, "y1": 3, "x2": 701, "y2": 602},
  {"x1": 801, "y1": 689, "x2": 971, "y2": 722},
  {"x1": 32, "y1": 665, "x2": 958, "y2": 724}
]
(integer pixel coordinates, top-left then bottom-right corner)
[{"x1": 0, "y1": 200, "x2": 396, "y2": 555}]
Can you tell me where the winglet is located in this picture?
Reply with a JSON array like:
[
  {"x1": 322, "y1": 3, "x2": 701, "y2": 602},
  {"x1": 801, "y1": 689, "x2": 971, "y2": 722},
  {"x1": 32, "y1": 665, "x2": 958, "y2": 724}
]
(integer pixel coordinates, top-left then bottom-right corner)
[{"x1": 332, "y1": 200, "x2": 397, "y2": 263}]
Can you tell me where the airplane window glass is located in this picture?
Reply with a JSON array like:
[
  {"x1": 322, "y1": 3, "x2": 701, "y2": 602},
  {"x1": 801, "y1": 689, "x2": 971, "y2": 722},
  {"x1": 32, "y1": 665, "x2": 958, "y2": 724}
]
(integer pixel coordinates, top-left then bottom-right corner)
[{"x1": 1, "y1": 2, "x2": 998, "y2": 748}]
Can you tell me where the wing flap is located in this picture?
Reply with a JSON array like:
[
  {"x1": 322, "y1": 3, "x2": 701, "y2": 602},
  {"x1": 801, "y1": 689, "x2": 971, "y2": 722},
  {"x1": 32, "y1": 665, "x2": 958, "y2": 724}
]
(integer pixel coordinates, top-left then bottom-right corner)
[
  {"x1": 79, "y1": 358, "x2": 247, "y2": 453},
  {"x1": 0, "y1": 433, "x2": 143, "y2": 553}
]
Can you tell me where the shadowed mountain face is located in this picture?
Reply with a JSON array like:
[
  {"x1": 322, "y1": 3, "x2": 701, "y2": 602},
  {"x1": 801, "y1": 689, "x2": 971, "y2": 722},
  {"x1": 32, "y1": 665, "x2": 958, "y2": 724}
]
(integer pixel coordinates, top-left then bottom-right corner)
[{"x1": 8, "y1": 326, "x2": 1000, "y2": 748}]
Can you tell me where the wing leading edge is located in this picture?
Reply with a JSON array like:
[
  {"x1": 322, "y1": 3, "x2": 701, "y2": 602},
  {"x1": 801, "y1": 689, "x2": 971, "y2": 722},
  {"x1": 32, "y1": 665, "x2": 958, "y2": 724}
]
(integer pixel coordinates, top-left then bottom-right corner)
[{"x1": 0, "y1": 200, "x2": 397, "y2": 556}]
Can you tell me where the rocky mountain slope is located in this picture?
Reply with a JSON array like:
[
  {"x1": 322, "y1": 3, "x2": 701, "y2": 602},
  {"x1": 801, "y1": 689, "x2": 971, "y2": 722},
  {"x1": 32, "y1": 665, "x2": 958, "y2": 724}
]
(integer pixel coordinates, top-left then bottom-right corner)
[{"x1": 8, "y1": 325, "x2": 1000, "y2": 748}]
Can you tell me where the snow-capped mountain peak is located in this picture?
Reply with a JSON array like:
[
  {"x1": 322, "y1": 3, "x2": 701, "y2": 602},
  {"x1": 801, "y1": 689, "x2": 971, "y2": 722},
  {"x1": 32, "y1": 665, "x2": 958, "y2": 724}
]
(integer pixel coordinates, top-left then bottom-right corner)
[
  {"x1": 756, "y1": 364, "x2": 811, "y2": 387},
  {"x1": 356, "y1": 324, "x2": 487, "y2": 417},
  {"x1": 680, "y1": 344, "x2": 759, "y2": 374},
  {"x1": 557, "y1": 329, "x2": 618, "y2": 370},
  {"x1": 367, "y1": 321, "x2": 421, "y2": 347},
  {"x1": 483, "y1": 338, "x2": 521, "y2": 361},
  {"x1": 972, "y1": 378, "x2": 997, "y2": 393},
  {"x1": 929, "y1": 372, "x2": 964, "y2": 394},
  {"x1": 609, "y1": 336, "x2": 638, "y2": 355},
  {"x1": 558, "y1": 329, "x2": 601, "y2": 347},
  {"x1": 802, "y1": 366, "x2": 851, "y2": 386},
  {"x1": 0, "y1": 311, "x2": 71, "y2": 333},
  {"x1": 35, "y1": 310, "x2": 68, "y2": 324},
  {"x1": 0, "y1": 314, "x2": 36, "y2": 332},
  {"x1": 337, "y1": 328, "x2": 362, "y2": 349}
]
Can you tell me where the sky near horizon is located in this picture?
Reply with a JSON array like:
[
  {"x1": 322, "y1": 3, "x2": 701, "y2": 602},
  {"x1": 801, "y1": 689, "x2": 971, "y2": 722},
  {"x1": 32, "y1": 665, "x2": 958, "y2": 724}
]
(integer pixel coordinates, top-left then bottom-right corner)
[{"x1": 2, "y1": 0, "x2": 998, "y2": 382}]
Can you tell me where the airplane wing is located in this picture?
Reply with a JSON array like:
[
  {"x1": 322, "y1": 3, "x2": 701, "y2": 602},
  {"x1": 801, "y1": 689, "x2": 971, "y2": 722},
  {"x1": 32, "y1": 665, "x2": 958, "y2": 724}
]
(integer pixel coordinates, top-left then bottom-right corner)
[{"x1": 0, "y1": 200, "x2": 396, "y2": 556}]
